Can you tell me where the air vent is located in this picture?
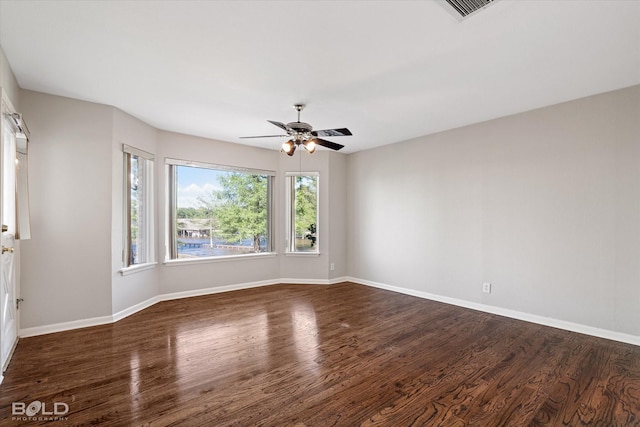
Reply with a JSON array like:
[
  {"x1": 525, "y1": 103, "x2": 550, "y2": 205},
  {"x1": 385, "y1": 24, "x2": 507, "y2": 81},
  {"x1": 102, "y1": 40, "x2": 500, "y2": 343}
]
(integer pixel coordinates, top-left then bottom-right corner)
[{"x1": 441, "y1": 0, "x2": 495, "y2": 19}]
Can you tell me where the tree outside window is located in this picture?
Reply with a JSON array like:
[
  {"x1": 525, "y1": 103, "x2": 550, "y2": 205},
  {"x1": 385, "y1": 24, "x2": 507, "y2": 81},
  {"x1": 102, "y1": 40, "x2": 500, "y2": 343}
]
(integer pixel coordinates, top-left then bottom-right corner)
[{"x1": 287, "y1": 174, "x2": 318, "y2": 253}]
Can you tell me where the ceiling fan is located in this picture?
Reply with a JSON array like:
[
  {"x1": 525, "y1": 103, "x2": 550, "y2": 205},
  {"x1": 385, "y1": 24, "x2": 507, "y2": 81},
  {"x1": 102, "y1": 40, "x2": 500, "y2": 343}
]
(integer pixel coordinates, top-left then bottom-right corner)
[{"x1": 240, "y1": 104, "x2": 352, "y2": 156}]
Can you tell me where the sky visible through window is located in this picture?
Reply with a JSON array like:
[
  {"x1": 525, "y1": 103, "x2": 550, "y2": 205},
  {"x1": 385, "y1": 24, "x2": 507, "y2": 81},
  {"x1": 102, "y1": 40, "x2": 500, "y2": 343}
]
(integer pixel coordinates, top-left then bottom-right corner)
[{"x1": 177, "y1": 166, "x2": 223, "y2": 208}]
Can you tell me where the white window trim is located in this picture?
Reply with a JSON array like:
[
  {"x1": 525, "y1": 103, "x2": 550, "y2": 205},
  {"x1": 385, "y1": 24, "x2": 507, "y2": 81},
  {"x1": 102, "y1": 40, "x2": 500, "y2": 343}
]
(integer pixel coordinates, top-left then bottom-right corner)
[
  {"x1": 165, "y1": 157, "x2": 276, "y2": 177},
  {"x1": 163, "y1": 252, "x2": 276, "y2": 267},
  {"x1": 285, "y1": 171, "x2": 319, "y2": 254},
  {"x1": 123, "y1": 144, "x2": 155, "y2": 268},
  {"x1": 284, "y1": 252, "x2": 321, "y2": 257},
  {"x1": 118, "y1": 262, "x2": 158, "y2": 276},
  {"x1": 165, "y1": 158, "x2": 276, "y2": 262}
]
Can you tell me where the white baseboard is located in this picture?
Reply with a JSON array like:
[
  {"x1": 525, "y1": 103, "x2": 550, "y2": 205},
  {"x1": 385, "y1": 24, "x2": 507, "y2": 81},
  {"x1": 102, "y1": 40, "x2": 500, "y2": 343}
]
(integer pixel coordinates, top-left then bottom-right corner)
[
  {"x1": 279, "y1": 276, "x2": 348, "y2": 285},
  {"x1": 346, "y1": 276, "x2": 640, "y2": 347},
  {"x1": 158, "y1": 279, "x2": 279, "y2": 302},
  {"x1": 18, "y1": 278, "x2": 335, "y2": 337},
  {"x1": 19, "y1": 276, "x2": 640, "y2": 347},
  {"x1": 112, "y1": 295, "x2": 161, "y2": 323},
  {"x1": 19, "y1": 314, "x2": 114, "y2": 338}
]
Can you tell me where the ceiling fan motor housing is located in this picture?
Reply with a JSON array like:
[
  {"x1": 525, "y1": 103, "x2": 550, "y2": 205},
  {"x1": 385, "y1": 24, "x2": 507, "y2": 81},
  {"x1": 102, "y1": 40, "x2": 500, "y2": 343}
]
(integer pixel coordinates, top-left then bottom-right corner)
[
  {"x1": 287, "y1": 121, "x2": 312, "y2": 132},
  {"x1": 287, "y1": 121, "x2": 313, "y2": 143}
]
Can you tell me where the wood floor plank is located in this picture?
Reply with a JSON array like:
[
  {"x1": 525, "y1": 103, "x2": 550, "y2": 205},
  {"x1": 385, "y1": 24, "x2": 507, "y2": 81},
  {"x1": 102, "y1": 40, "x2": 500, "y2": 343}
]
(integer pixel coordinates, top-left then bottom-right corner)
[{"x1": 1, "y1": 282, "x2": 638, "y2": 426}]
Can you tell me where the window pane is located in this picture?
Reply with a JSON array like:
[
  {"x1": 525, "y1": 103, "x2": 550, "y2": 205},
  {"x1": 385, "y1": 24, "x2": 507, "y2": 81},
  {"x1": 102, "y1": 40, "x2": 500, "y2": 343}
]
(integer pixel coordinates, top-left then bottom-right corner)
[
  {"x1": 129, "y1": 154, "x2": 147, "y2": 265},
  {"x1": 292, "y1": 175, "x2": 318, "y2": 252},
  {"x1": 124, "y1": 146, "x2": 154, "y2": 269},
  {"x1": 174, "y1": 165, "x2": 271, "y2": 258}
]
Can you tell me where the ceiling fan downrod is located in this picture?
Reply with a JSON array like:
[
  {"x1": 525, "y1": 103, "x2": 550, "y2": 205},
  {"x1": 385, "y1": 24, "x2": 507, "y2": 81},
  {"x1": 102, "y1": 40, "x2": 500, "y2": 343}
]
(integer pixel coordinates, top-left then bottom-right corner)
[{"x1": 294, "y1": 104, "x2": 304, "y2": 123}]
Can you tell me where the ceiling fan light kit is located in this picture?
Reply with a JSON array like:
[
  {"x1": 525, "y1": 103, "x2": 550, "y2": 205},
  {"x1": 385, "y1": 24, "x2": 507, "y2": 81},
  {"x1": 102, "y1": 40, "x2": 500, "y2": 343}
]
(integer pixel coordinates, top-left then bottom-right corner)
[
  {"x1": 282, "y1": 140, "x2": 296, "y2": 156},
  {"x1": 305, "y1": 139, "x2": 316, "y2": 154},
  {"x1": 241, "y1": 104, "x2": 352, "y2": 155}
]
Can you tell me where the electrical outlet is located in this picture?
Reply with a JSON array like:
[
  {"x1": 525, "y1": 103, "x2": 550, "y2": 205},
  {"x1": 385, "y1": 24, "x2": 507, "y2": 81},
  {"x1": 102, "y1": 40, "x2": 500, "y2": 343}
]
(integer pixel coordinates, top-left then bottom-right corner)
[
  {"x1": 330, "y1": 263, "x2": 335, "y2": 271},
  {"x1": 482, "y1": 282, "x2": 491, "y2": 294}
]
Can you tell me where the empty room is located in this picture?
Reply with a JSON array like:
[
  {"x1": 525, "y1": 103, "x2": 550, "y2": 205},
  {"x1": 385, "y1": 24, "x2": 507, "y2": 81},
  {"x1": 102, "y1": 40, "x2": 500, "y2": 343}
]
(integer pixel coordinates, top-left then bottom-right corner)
[{"x1": 0, "y1": 1, "x2": 639, "y2": 425}]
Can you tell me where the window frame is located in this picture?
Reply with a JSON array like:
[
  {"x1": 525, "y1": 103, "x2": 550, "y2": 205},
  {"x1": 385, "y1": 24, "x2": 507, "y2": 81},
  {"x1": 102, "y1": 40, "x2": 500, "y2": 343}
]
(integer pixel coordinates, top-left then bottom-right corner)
[
  {"x1": 285, "y1": 172, "x2": 320, "y2": 254},
  {"x1": 122, "y1": 144, "x2": 155, "y2": 272},
  {"x1": 165, "y1": 158, "x2": 275, "y2": 263}
]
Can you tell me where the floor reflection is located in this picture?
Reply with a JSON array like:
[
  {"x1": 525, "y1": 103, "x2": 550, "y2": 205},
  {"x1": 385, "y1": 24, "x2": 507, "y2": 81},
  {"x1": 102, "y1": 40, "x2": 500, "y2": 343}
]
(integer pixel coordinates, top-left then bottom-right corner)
[
  {"x1": 291, "y1": 302, "x2": 320, "y2": 372},
  {"x1": 129, "y1": 350, "x2": 140, "y2": 418},
  {"x1": 169, "y1": 300, "x2": 322, "y2": 390},
  {"x1": 175, "y1": 310, "x2": 270, "y2": 386}
]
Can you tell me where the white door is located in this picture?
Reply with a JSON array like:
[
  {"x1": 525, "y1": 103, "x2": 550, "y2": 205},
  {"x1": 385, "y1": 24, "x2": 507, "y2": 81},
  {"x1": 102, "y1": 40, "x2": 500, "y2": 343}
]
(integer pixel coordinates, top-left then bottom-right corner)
[
  {"x1": 1, "y1": 98, "x2": 19, "y2": 372},
  {"x1": 0, "y1": 232, "x2": 16, "y2": 371}
]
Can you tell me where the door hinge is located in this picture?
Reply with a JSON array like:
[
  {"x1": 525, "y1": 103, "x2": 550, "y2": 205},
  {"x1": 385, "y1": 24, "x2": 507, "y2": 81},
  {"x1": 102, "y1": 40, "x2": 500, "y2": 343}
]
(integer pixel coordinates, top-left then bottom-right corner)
[{"x1": 16, "y1": 298, "x2": 24, "y2": 310}]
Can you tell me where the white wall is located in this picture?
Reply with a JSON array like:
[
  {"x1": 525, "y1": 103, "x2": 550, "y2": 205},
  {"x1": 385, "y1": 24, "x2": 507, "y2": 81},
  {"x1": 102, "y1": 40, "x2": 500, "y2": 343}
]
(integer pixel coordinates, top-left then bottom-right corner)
[
  {"x1": 0, "y1": 46, "x2": 20, "y2": 110},
  {"x1": 328, "y1": 152, "x2": 348, "y2": 279},
  {"x1": 347, "y1": 85, "x2": 640, "y2": 337},
  {"x1": 111, "y1": 109, "x2": 160, "y2": 314},
  {"x1": 20, "y1": 90, "x2": 113, "y2": 328}
]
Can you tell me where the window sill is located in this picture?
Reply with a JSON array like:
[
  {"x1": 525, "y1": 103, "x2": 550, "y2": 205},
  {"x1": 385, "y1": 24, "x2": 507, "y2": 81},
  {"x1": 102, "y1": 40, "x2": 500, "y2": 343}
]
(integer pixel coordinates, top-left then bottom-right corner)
[
  {"x1": 119, "y1": 262, "x2": 157, "y2": 276},
  {"x1": 164, "y1": 252, "x2": 277, "y2": 267},
  {"x1": 284, "y1": 251, "x2": 321, "y2": 257}
]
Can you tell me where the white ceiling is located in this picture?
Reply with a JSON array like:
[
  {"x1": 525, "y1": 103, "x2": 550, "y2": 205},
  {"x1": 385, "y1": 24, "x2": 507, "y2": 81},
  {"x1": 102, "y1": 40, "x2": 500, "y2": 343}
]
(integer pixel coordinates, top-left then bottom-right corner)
[{"x1": 1, "y1": 1, "x2": 638, "y2": 153}]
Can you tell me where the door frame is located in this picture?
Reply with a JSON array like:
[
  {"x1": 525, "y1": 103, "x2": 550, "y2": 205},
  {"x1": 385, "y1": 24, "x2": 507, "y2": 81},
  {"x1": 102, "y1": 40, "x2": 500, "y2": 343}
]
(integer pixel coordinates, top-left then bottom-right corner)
[{"x1": 0, "y1": 89, "x2": 20, "y2": 379}]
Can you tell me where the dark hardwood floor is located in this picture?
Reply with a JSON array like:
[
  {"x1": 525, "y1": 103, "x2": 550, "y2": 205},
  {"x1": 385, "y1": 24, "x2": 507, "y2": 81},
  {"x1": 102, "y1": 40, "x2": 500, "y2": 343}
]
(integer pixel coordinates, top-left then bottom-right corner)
[{"x1": 1, "y1": 282, "x2": 639, "y2": 426}]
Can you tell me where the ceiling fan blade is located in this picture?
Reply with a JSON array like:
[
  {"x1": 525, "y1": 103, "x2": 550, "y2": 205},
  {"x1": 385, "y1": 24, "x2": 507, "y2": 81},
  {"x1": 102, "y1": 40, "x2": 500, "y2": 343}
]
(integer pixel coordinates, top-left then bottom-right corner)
[
  {"x1": 267, "y1": 120, "x2": 289, "y2": 131},
  {"x1": 239, "y1": 134, "x2": 288, "y2": 139},
  {"x1": 314, "y1": 138, "x2": 344, "y2": 151},
  {"x1": 312, "y1": 128, "x2": 352, "y2": 137}
]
